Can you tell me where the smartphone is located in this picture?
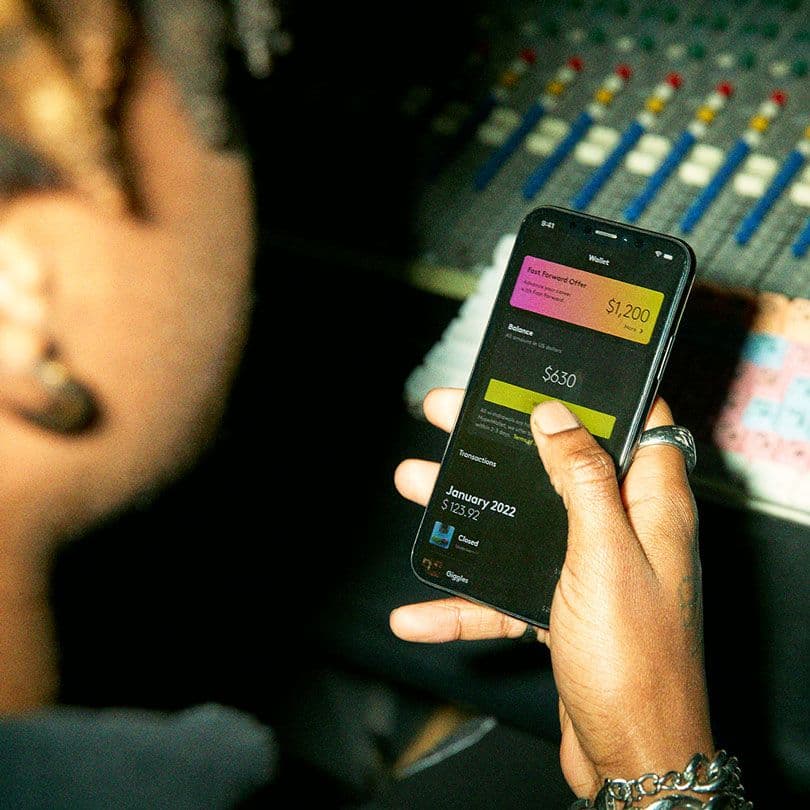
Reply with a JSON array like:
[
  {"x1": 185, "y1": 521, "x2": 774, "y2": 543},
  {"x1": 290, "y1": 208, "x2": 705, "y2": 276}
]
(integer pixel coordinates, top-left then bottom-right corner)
[{"x1": 410, "y1": 206, "x2": 696, "y2": 628}]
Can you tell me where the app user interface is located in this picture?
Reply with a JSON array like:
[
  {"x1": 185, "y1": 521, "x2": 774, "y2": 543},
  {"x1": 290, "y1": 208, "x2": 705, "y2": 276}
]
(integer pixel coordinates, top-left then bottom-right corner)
[{"x1": 413, "y1": 222, "x2": 686, "y2": 624}]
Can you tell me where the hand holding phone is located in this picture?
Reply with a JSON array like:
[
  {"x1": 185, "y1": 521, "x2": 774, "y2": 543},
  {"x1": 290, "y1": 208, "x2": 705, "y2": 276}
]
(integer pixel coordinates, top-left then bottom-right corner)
[
  {"x1": 392, "y1": 389, "x2": 714, "y2": 800},
  {"x1": 410, "y1": 207, "x2": 695, "y2": 628}
]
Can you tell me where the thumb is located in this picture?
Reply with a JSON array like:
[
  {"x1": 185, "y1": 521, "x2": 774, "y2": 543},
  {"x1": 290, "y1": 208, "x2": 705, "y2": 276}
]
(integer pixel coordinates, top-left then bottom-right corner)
[{"x1": 529, "y1": 400, "x2": 635, "y2": 566}]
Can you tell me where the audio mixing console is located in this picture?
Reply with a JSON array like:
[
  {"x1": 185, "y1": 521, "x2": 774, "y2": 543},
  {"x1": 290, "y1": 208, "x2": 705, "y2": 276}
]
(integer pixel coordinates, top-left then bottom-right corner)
[{"x1": 402, "y1": 0, "x2": 810, "y2": 520}]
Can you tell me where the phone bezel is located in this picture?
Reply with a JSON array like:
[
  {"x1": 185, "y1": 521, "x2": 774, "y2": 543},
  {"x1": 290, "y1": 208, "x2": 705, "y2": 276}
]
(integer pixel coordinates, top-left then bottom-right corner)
[{"x1": 410, "y1": 205, "x2": 697, "y2": 628}]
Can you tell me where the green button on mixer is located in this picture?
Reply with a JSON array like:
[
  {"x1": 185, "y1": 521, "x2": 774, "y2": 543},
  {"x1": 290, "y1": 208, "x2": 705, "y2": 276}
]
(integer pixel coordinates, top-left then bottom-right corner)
[
  {"x1": 711, "y1": 14, "x2": 729, "y2": 31},
  {"x1": 589, "y1": 27, "x2": 607, "y2": 43},
  {"x1": 688, "y1": 42, "x2": 707, "y2": 58},
  {"x1": 740, "y1": 51, "x2": 757, "y2": 68},
  {"x1": 792, "y1": 59, "x2": 808, "y2": 76},
  {"x1": 662, "y1": 6, "x2": 679, "y2": 22},
  {"x1": 639, "y1": 35, "x2": 656, "y2": 51},
  {"x1": 761, "y1": 22, "x2": 780, "y2": 38}
]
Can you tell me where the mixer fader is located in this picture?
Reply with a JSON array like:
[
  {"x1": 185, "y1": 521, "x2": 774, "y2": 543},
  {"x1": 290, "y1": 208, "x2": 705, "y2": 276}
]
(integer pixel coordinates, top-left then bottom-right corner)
[{"x1": 403, "y1": 0, "x2": 810, "y2": 520}]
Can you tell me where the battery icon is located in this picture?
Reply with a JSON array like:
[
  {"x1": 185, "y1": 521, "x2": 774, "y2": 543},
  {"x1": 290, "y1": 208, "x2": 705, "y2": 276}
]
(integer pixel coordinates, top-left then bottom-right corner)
[{"x1": 662, "y1": 253, "x2": 673, "y2": 260}]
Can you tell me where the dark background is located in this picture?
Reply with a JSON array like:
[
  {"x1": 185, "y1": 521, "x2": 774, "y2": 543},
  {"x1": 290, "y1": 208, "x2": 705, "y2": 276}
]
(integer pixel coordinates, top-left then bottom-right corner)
[{"x1": 51, "y1": 2, "x2": 810, "y2": 806}]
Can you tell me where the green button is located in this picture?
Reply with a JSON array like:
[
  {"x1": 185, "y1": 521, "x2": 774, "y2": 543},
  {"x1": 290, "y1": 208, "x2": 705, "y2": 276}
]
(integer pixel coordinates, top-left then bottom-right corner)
[
  {"x1": 484, "y1": 379, "x2": 617, "y2": 439},
  {"x1": 761, "y1": 21, "x2": 780, "y2": 37},
  {"x1": 590, "y1": 27, "x2": 607, "y2": 43},
  {"x1": 663, "y1": 6, "x2": 679, "y2": 22},
  {"x1": 740, "y1": 50, "x2": 757, "y2": 68},
  {"x1": 711, "y1": 14, "x2": 729, "y2": 30},
  {"x1": 792, "y1": 59, "x2": 808, "y2": 76},
  {"x1": 641, "y1": 5, "x2": 657, "y2": 18},
  {"x1": 794, "y1": 29, "x2": 810, "y2": 41},
  {"x1": 688, "y1": 42, "x2": 707, "y2": 58},
  {"x1": 639, "y1": 35, "x2": 656, "y2": 51},
  {"x1": 741, "y1": 21, "x2": 758, "y2": 34}
]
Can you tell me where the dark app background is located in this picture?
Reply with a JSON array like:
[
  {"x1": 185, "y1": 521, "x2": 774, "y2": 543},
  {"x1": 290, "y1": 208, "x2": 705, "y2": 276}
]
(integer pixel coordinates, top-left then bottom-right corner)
[{"x1": 411, "y1": 209, "x2": 694, "y2": 627}]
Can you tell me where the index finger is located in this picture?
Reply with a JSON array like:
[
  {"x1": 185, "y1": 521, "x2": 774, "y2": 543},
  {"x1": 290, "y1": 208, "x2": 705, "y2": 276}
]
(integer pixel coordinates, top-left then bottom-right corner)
[
  {"x1": 390, "y1": 597, "x2": 547, "y2": 645},
  {"x1": 422, "y1": 387, "x2": 464, "y2": 433}
]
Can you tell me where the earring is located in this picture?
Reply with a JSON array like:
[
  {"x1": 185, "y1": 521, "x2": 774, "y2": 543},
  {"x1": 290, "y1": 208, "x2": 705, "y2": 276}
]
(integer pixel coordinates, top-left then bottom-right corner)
[{"x1": 0, "y1": 233, "x2": 95, "y2": 433}]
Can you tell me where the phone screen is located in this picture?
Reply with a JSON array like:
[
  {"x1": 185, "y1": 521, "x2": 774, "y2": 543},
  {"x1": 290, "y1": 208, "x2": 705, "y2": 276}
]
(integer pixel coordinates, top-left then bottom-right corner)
[{"x1": 411, "y1": 207, "x2": 695, "y2": 627}]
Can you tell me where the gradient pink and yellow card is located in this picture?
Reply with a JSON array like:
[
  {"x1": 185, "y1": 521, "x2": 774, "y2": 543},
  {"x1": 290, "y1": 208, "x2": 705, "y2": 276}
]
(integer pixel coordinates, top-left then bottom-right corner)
[{"x1": 510, "y1": 256, "x2": 664, "y2": 345}]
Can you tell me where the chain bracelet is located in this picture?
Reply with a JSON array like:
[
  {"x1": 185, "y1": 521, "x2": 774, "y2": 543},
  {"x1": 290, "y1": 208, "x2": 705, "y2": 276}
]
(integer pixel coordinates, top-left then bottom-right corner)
[
  {"x1": 572, "y1": 799, "x2": 740, "y2": 809},
  {"x1": 568, "y1": 751, "x2": 753, "y2": 809}
]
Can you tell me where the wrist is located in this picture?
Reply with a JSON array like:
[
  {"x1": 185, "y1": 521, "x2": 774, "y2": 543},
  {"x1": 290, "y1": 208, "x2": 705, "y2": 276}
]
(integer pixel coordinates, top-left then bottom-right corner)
[
  {"x1": 591, "y1": 696, "x2": 715, "y2": 798},
  {"x1": 596, "y1": 744, "x2": 718, "y2": 807}
]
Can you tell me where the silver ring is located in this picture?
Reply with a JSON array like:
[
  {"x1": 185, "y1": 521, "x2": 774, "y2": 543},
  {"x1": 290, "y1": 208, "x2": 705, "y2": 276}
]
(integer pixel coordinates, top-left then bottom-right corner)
[
  {"x1": 636, "y1": 425, "x2": 697, "y2": 474},
  {"x1": 519, "y1": 623, "x2": 539, "y2": 643}
]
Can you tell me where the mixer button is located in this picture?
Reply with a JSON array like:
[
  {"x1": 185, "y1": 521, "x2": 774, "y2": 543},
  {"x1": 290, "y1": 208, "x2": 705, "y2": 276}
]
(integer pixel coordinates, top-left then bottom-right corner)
[
  {"x1": 790, "y1": 184, "x2": 810, "y2": 208},
  {"x1": 679, "y1": 161, "x2": 712, "y2": 187},
  {"x1": 734, "y1": 173, "x2": 767, "y2": 198},
  {"x1": 691, "y1": 144, "x2": 724, "y2": 168}
]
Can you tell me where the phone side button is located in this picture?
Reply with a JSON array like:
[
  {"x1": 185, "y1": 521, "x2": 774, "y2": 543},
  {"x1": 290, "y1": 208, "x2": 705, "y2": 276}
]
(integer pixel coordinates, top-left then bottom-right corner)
[{"x1": 657, "y1": 336, "x2": 675, "y2": 381}]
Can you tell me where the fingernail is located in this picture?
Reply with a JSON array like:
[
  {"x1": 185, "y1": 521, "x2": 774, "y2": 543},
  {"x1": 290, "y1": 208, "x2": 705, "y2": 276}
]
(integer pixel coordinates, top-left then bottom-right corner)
[{"x1": 532, "y1": 400, "x2": 580, "y2": 435}]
